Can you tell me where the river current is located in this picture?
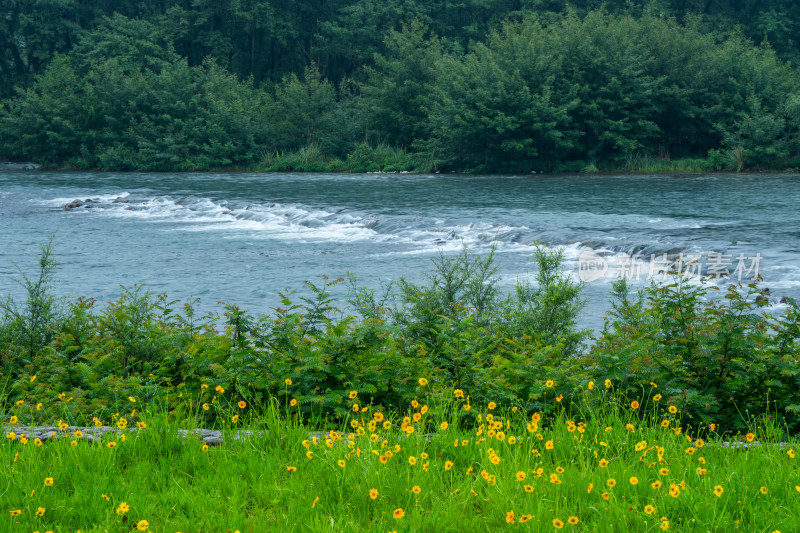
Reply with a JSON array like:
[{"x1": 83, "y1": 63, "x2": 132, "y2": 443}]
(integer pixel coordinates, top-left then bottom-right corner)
[{"x1": 1, "y1": 170, "x2": 798, "y2": 333}]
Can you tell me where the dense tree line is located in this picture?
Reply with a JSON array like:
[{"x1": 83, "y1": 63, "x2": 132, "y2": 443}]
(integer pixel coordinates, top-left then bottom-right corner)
[{"x1": 0, "y1": 1, "x2": 799, "y2": 172}]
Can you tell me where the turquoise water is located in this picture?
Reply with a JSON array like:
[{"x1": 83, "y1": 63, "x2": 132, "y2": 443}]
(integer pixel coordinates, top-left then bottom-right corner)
[{"x1": 2, "y1": 170, "x2": 799, "y2": 332}]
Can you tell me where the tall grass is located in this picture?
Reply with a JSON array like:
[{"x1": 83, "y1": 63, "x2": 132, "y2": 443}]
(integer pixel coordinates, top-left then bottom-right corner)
[{"x1": 2, "y1": 384, "x2": 798, "y2": 531}]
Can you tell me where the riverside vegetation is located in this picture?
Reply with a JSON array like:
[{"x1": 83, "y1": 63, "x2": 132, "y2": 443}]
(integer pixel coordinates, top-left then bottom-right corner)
[
  {"x1": 2, "y1": 242, "x2": 800, "y2": 530},
  {"x1": 1, "y1": 3, "x2": 800, "y2": 173}
]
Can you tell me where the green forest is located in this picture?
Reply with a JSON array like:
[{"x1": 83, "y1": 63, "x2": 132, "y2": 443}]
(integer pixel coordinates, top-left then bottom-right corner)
[{"x1": 1, "y1": 0, "x2": 799, "y2": 173}]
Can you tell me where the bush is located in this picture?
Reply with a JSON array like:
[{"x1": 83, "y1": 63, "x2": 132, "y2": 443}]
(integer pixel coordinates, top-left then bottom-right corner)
[{"x1": 592, "y1": 273, "x2": 800, "y2": 433}]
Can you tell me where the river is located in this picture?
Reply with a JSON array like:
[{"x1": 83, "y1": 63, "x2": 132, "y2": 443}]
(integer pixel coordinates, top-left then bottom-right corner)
[{"x1": 1, "y1": 170, "x2": 798, "y2": 333}]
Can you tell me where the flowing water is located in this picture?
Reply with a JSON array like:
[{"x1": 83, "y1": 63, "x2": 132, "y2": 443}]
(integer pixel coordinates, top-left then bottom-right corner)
[{"x1": 1, "y1": 170, "x2": 799, "y2": 333}]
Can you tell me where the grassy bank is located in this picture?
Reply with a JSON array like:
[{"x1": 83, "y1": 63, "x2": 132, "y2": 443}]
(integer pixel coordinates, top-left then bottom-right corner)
[
  {"x1": 3, "y1": 386, "x2": 799, "y2": 532},
  {"x1": 2, "y1": 242, "x2": 800, "y2": 530}
]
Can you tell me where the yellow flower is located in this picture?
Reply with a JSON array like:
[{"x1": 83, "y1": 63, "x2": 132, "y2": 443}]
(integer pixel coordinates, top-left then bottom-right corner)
[
  {"x1": 287, "y1": 466, "x2": 296, "y2": 472},
  {"x1": 607, "y1": 478, "x2": 616, "y2": 488},
  {"x1": 604, "y1": 379, "x2": 612, "y2": 388},
  {"x1": 284, "y1": 379, "x2": 292, "y2": 386},
  {"x1": 545, "y1": 439, "x2": 554, "y2": 450},
  {"x1": 631, "y1": 401, "x2": 640, "y2": 409},
  {"x1": 36, "y1": 403, "x2": 42, "y2": 411},
  {"x1": 70, "y1": 440, "x2": 78, "y2": 447},
  {"x1": 306, "y1": 451, "x2": 313, "y2": 459},
  {"x1": 238, "y1": 400, "x2": 247, "y2": 409},
  {"x1": 668, "y1": 405, "x2": 678, "y2": 414},
  {"x1": 630, "y1": 477, "x2": 639, "y2": 485},
  {"x1": 444, "y1": 460, "x2": 454, "y2": 470},
  {"x1": 599, "y1": 459, "x2": 609, "y2": 467},
  {"x1": 588, "y1": 381, "x2": 594, "y2": 390},
  {"x1": 9, "y1": 415, "x2": 18, "y2": 424},
  {"x1": 524, "y1": 484, "x2": 534, "y2": 492},
  {"x1": 519, "y1": 514, "x2": 532, "y2": 523},
  {"x1": 9, "y1": 510, "x2": 21, "y2": 516},
  {"x1": 137, "y1": 519, "x2": 149, "y2": 531},
  {"x1": 553, "y1": 518, "x2": 564, "y2": 529},
  {"x1": 659, "y1": 468, "x2": 669, "y2": 476},
  {"x1": 202, "y1": 444, "x2": 209, "y2": 452},
  {"x1": 568, "y1": 516, "x2": 579, "y2": 525},
  {"x1": 116, "y1": 418, "x2": 128, "y2": 429},
  {"x1": 107, "y1": 441, "x2": 116, "y2": 448},
  {"x1": 408, "y1": 456, "x2": 417, "y2": 465},
  {"x1": 487, "y1": 401, "x2": 496, "y2": 410},
  {"x1": 714, "y1": 485, "x2": 724, "y2": 497},
  {"x1": 36, "y1": 507, "x2": 45, "y2": 516},
  {"x1": 661, "y1": 419, "x2": 670, "y2": 428},
  {"x1": 652, "y1": 480, "x2": 662, "y2": 489},
  {"x1": 644, "y1": 505, "x2": 656, "y2": 514},
  {"x1": 516, "y1": 471, "x2": 526, "y2": 481},
  {"x1": 440, "y1": 421, "x2": 449, "y2": 430},
  {"x1": 128, "y1": 396, "x2": 136, "y2": 403},
  {"x1": 760, "y1": 486, "x2": 767, "y2": 494},
  {"x1": 454, "y1": 389, "x2": 464, "y2": 398},
  {"x1": 746, "y1": 432, "x2": 755, "y2": 442},
  {"x1": 348, "y1": 390, "x2": 358, "y2": 399},
  {"x1": 338, "y1": 459, "x2": 346, "y2": 468},
  {"x1": 411, "y1": 485, "x2": 421, "y2": 494},
  {"x1": 116, "y1": 502, "x2": 129, "y2": 515},
  {"x1": 545, "y1": 380, "x2": 554, "y2": 388},
  {"x1": 290, "y1": 398, "x2": 298, "y2": 407},
  {"x1": 34, "y1": 438, "x2": 42, "y2": 446},
  {"x1": 44, "y1": 477, "x2": 54, "y2": 487},
  {"x1": 506, "y1": 510, "x2": 515, "y2": 524},
  {"x1": 231, "y1": 415, "x2": 239, "y2": 424},
  {"x1": 653, "y1": 394, "x2": 662, "y2": 401},
  {"x1": 418, "y1": 378, "x2": 428, "y2": 386},
  {"x1": 312, "y1": 496, "x2": 319, "y2": 508},
  {"x1": 788, "y1": 449, "x2": 796, "y2": 458},
  {"x1": 393, "y1": 508, "x2": 404, "y2": 519},
  {"x1": 353, "y1": 404, "x2": 360, "y2": 413},
  {"x1": 137, "y1": 421, "x2": 146, "y2": 430},
  {"x1": 669, "y1": 484, "x2": 681, "y2": 498}
]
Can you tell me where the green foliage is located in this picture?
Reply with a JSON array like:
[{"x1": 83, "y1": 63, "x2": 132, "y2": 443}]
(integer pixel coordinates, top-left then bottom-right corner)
[
  {"x1": 3, "y1": 242, "x2": 800, "y2": 434},
  {"x1": 0, "y1": 238, "x2": 62, "y2": 372},
  {"x1": 592, "y1": 273, "x2": 800, "y2": 433},
  {"x1": 2, "y1": 6, "x2": 800, "y2": 171},
  {"x1": 0, "y1": 18, "x2": 270, "y2": 170}
]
